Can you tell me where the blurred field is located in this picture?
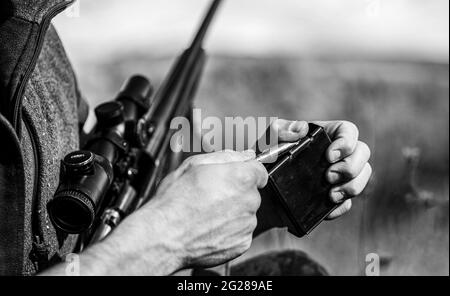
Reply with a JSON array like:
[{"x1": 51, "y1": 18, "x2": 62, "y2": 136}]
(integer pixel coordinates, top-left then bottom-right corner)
[{"x1": 76, "y1": 54, "x2": 449, "y2": 276}]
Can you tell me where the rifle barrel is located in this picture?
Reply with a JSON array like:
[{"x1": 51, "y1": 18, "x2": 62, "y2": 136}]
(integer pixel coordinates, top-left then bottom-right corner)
[
  {"x1": 141, "y1": 0, "x2": 223, "y2": 155},
  {"x1": 135, "y1": 0, "x2": 224, "y2": 206},
  {"x1": 190, "y1": 0, "x2": 224, "y2": 52}
]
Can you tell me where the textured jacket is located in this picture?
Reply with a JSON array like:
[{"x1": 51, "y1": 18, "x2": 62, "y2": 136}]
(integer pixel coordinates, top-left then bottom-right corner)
[{"x1": 0, "y1": 0, "x2": 88, "y2": 275}]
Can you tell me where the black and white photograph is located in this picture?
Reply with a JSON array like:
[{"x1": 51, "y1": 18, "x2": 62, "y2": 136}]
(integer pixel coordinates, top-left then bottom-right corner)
[{"x1": 0, "y1": 0, "x2": 448, "y2": 282}]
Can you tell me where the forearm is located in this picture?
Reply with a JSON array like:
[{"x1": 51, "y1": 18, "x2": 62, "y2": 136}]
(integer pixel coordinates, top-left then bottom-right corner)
[{"x1": 41, "y1": 204, "x2": 184, "y2": 276}]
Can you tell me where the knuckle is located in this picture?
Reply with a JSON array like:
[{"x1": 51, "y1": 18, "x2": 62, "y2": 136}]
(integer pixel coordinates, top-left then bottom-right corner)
[
  {"x1": 359, "y1": 141, "x2": 371, "y2": 160},
  {"x1": 240, "y1": 192, "x2": 261, "y2": 213},
  {"x1": 241, "y1": 237, "x2": 253, "y2": 252},
  {"x1": 251, "y1": 161, "x2": 268, "y2": 186},
  {"x1": 343, "y1": 121, "x2": 359, "y2": 136},
  {"x1": 251, "y1": 193, "x2": 262, "y2": 211},
  {"x1": 366, "y1": 163, "x2": 373, "y2": 176},
  {"x1": 179, "y1": 158, "x2": 194, "y2": 172},
  {"x1": 235, "y1": 168, "x2": 255, "y2": 187},
  {"x1": 249, "y1": 216, "x2": 258, "y2": 231},
  {"x1": 345, "y1": 200, "x2": 353, "y2": 211},
  {"x1": 270, "y1": 119, "x2": 283, "y2": 132},
  {"x1": 218, "y1": 151, "x2": 236, "y2": 162},
  {"x1": 183, "y1": 154, "x2": 207, "y2": 170},
  {"x1": 346, "y1": 185, "x2": 359, "y2": 197},
  {"x1": 185, "y1": 154, "x2": 202, "y2": 166}
]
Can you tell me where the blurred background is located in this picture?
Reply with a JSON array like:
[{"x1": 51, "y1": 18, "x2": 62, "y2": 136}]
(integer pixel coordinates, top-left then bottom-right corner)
[{"x1": 54, "y1": 0, "x2": 449, "y2": 276}]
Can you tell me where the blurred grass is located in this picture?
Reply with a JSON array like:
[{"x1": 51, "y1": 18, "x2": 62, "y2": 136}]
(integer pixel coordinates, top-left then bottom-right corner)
[{"x1": 78, "y1": 55, "x2": 449, "y2": 276}]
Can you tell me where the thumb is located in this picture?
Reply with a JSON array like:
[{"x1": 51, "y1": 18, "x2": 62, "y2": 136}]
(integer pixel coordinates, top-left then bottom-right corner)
[{"x1": 270, "y1": 119, "x2": 309, "y2": 142}]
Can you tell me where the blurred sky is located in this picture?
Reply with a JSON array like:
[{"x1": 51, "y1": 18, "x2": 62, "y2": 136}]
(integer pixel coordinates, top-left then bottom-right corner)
[{"x1": 54, "y1": 0, "x2": 449, "y2": 65}]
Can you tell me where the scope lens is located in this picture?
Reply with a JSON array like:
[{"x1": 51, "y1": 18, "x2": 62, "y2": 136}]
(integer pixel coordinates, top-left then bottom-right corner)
[{"x1": 48, "y1": 194, "x2": 95, "y2": 234}]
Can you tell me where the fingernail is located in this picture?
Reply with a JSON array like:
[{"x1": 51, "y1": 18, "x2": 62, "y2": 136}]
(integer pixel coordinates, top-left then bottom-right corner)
[
  {"x1": 330, "y1": 189, "x2": 345, "y2": 203},
  {"x1": 328, "y1": 171, "x2": 341, "y2": 184},
  {"x1": 330, "y1": 150, "x2": 342, "y2": 163}
]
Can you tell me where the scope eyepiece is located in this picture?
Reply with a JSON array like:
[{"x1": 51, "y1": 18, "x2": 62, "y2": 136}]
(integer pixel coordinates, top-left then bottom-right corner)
[
  {"x1": 117, "y1": 75, "x2": 154, "y2": 111},
  {"x1": 48, "y1": 151, "x2": 113, "y2": 234}
]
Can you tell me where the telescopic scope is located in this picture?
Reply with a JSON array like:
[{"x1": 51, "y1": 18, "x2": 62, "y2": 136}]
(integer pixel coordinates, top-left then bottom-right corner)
[{"x1": 48, "y1": 76, "x2": 153, "y2": 234}]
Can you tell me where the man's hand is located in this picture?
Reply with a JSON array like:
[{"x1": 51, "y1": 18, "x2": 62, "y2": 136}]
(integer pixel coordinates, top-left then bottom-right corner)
[
  {"x1": 269, "y1": 119, "x2": 372, "y2": 219},
  {"x1": 110, "y1": 150, "x2": 267, "y2": 274},
  {"x1": 42, "y1": 150, "x2": 267, "y2": 276},
  {"x1": 150, "y1": 150, "x2": 268, "y2": 268}
]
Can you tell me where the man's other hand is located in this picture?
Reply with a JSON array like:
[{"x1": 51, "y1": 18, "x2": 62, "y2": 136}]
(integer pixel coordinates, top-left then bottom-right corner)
[{"x1": 270, "y1": 119, "x2": 372, "y2": 220}]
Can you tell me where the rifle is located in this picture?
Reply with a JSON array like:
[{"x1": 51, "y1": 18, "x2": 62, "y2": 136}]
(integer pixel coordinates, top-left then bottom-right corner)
[
  {"x1": 48, "y1": 0, "x2": 224, "y2": 248},
  {"x1": 48, "y1": 0, "x2": 339, "y2": 247}
]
